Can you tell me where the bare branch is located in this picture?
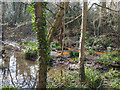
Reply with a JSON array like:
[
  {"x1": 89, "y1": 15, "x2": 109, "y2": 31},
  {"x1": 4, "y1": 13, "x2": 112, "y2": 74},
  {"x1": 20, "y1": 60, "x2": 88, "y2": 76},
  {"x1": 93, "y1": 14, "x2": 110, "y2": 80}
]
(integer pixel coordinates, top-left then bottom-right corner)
[
  {"x1": 64, "y1": 14, "x2": 82, "y2": 27},
  {"x1": 88, "y1": 3, "x2": 95, "y2": 11},
  {"x1": 46, "y1": 18, "x2": 54, "y2": 28},
  {"x1": 21, "y1": 2, "x2": 30, "y2": 5},
  {"x1": 45, "y1": 8, "x2": 56, "y2": 17},
  {"x1": 94, "y1": 3, "x2": 119, "y2": 12},
  {"x1": 61, "y1": 2, "x2": 120, "y2": 28},
  {"x1": 56, "y1": 3, "x2": 64, "y2": 9}
]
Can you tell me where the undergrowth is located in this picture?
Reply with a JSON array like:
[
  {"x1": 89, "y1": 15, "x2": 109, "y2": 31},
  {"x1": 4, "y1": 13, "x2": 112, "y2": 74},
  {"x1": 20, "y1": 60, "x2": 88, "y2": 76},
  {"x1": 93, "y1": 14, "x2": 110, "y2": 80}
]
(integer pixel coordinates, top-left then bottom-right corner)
[
  {"x1": 51, "y1": 41, "x2": 61, "y2": 50},
  {"x1": 19, "y1": 40, "x2": 38, "y2": 60},
  {"x1": 1, "y1": 85, "x2": 17, "y2": 90},
  {"x1": 47, "y1": 68, "x2": 103, "y2": 89},
  {"x1": 85, "y1": 34, "x2": 113, "y2": 52},
  {"x1": 103, "y1": 68, "x2": 120, "y2": 89},
  {"x1": 99, "y1": 51, "x2": 120, "y2": 65}
]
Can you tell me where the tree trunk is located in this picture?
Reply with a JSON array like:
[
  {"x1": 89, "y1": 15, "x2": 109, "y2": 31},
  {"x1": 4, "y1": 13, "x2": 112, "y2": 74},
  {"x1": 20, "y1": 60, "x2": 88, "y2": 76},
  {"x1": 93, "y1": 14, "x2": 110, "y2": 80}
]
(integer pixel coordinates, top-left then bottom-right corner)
[
  {"x1": 100, "y1": 0, "x2": 106, "y2": 35},
  {"x1": 2, "y1": 2, "x2": 6, "y2": 42},
  {"x1": 2, "y1": 2, "x2": 6, "y2": 57},
  {"x1": 118, "y1": 1, "x2": 120, "y2": 48},
  {"x1": 12, "y1": 2, "x2": 22, "y2": 25},
  {"x1": 35, "y1": 2, "x2": 48, "y2": 88},
  {"x1": 48, "y1": 2, "x2": 69, "y2": 45},
  {"x1": 59, "y1": 22, "x2": 64, "y2": 55},
  {"x1": 78, "y1": 1, "x2": 87, "y2": 82},
  {"x1": 59, "y1": 3, "x2": 66, "y2": 55}
]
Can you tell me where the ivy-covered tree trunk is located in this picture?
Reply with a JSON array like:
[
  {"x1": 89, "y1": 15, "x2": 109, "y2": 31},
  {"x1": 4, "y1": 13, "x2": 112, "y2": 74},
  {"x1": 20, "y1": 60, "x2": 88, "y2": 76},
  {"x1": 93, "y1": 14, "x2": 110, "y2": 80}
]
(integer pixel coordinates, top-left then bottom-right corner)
[
  {"x1": 34, "y1": 2, "x2": 48, "y2": 88},
  {"x1": 78, "y1": 1, "x2": 87, "y2": 82}
]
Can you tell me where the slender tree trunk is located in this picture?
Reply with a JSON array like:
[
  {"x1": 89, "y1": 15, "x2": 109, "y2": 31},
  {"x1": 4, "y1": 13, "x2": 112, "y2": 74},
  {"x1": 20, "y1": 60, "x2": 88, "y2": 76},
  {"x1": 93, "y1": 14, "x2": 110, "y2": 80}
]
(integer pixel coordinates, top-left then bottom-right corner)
[
  {"x1": 2, "y1": 2, "x2": 5, "y2": 42},
  {"x1": 13, "y1": 2, "x2": 17, "y2": 25},
  {"x1": 60, "y1": 22, "x2": 64, "y2": 55},
  {"x1": 118, "y1": 1, "x2": 120, "y2": 48},
  {"x1": 2, "y1": 2, "x2": 6, "y2": 57},
  {"x1": 100, "y1": 0, "x2": 106, "y2": 35},
  {"x1": 12, "y1": 2, "x2": 21, "y2": 25},
  {"x1": 59, "y1": 2, "x2": 66, "y2": 55},
  {"x1": 35, "y1": 2, "x2": 47, "y2": 88},
  {"x1": 48, "y1": 2, "x2": 69, "y2": 45},
  {"x1": 78, "y1": 1, "x2": 87, "y2": 82}
]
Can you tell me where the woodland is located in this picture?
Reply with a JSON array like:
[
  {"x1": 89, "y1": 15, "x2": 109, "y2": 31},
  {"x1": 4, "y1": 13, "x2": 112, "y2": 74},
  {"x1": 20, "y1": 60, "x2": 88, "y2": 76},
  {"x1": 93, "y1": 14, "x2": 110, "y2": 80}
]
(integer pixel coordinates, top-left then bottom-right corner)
[{"x1": 0, "y1": 0, "x2": 120, "y2": 89}]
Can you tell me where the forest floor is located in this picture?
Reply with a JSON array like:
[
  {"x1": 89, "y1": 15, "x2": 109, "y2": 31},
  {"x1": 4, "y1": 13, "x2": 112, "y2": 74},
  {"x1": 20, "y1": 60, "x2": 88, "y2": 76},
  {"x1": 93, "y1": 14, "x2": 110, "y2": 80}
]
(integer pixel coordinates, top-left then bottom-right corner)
[
  {"x1": 0, "y1": 38, "x2": 120, "y2": 88},
  {"x1": 1, "y1": 25, "x2": 120, "y2": 88},
  {"x1": 49, "y1": 47, "x2": 120, "y2": 88}
]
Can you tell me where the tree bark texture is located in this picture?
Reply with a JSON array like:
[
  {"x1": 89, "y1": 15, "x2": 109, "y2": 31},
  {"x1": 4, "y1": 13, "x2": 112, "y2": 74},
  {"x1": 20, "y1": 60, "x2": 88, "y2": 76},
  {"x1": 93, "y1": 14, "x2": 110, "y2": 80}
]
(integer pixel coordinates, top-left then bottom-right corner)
[
  {"x1": 35, "y1": 2, "x2": 47, "y2": 88},
  {"x1": 79, "y1": 1, "x2": 87, "y2": 82}
]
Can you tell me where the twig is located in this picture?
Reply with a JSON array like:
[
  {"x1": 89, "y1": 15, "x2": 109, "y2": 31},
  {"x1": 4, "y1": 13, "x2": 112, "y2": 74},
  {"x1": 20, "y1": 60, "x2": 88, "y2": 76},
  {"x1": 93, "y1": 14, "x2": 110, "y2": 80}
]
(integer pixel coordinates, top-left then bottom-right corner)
[
  {"x1": 94, "y1": 3, "x2": 119, "y2": 12},
  {"x1": 56, "y1": 3, "x2": 64, "y2": 9},
  {"x1": 21, "y1": 2, "x2": 30, "y2": 5},
  {"x1": 45, "y1": 8, "x2": 56, "y2": 17},
  {"x1": 46, "y1": 18, "x2": 54, "y2": 28},
  {"x1": 61, "y1": 3, "x2": 120, "y2": 28}
]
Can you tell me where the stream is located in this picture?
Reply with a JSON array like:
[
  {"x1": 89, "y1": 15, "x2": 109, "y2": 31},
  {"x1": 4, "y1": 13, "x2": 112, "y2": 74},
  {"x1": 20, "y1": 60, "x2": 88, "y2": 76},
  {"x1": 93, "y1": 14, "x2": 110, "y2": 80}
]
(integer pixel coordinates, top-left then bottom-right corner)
[
  {"x1": 0, "y1": 41, "x2": 37, "y2": 88},
  {"x1": 0, "y1": 40, "x2": 68, "y2": 88}
]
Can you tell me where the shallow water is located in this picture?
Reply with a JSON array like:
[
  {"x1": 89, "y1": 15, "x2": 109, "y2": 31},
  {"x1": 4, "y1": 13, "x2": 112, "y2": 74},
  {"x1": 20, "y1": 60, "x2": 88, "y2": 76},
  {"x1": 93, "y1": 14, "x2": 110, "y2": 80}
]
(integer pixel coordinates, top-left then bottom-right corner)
[
  {"x1": 0, "y1": 40, "x2": 38, "y2": 88},
  {"x1": 0, "y1": 50, "x2": 38, "y2": 88},
  {"x1": 0, "y1": 41, "x2": 67, "y2": 88},
  {"x1": 0, "y1": 40, "x2": 103, "y2": 88}
]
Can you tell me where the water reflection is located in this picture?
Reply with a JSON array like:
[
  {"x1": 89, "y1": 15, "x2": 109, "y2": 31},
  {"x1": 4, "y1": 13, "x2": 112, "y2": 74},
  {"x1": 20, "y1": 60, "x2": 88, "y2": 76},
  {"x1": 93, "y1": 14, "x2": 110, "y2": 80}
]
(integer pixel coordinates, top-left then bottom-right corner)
[
  {"x1": 0, "y1": 42, "x2": 69, "y2": 88},
  {"x1": 0, "y1": 48, "x2": 38, "y2": 88}
]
